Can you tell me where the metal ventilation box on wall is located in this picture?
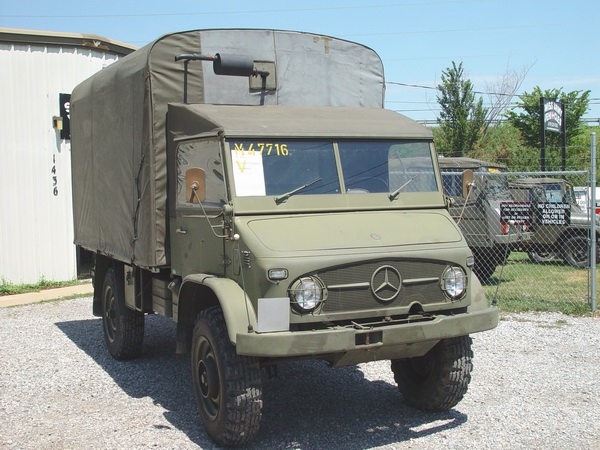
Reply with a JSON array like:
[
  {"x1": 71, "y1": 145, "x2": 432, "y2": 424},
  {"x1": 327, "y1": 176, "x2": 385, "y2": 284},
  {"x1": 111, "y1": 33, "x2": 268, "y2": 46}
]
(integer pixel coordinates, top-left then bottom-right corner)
[{"x1": 0, "y1": 28, "x2": 136, "y2": 284}]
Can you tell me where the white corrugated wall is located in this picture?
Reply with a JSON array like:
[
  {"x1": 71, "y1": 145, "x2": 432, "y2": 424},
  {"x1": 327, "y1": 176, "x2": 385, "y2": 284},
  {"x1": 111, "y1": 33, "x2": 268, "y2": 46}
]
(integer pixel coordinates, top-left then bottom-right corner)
[{"x1": 0, "y1": 43, "x2": 119, "y2": 283}]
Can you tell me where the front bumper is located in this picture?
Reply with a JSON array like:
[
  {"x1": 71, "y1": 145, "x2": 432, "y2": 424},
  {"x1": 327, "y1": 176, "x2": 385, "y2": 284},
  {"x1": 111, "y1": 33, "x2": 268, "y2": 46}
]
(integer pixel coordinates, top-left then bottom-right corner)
[{"x1": 236, "y1": 306, "x2": 498, "y2": 361}]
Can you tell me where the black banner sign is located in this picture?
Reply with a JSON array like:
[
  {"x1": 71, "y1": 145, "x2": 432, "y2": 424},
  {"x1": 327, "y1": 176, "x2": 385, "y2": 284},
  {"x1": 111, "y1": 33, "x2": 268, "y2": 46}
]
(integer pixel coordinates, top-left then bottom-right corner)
[
  {"x1": 500, "y1": 202, "x2": 531, "y2": 224},
  {"x1": 536, "y1": 202, "x2": 571, "y2": 226},
  {"x1": 543, "y1": 98, "x2": 563, "y2": 133}
]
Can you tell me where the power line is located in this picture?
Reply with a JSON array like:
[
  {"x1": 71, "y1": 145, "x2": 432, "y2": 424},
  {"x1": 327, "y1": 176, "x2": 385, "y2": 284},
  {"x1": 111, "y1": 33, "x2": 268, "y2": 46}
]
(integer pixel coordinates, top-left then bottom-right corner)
[
  {"x1": 413, "y1": 117, "x2": 600, "y2": 125},
  {"x1": 0, "y1": 1, "x2": 481, "y2": 19},
  {"x1": 386, "y1": 81, "x2": 518, "y2": 97},
  {"x1": 387, "y1": 81, "x2": 438, "y2": 91},
  {"x1": 386, "y1": 100, "x2": 524, "y2": 109},
  {"x1": 386, "y1": 82, "x2": 600, "y2": 106},
  {"x1": 347, "y1": 23, "x2": 548, "y2": 38}
]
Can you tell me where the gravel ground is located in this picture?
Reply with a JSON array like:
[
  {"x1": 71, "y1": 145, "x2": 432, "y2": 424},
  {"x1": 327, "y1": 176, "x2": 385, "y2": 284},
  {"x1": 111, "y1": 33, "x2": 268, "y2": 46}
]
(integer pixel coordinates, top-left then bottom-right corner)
[{"x1": 1, "y1": 297, "x2": 599, "y2": 449}]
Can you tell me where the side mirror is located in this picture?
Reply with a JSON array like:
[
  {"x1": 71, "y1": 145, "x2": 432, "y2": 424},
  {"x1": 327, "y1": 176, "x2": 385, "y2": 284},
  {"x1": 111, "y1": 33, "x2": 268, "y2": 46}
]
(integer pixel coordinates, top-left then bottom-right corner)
[
  {"x1": 462, "y1": 169, "x2": 474, "y2": 199},
  {"x1": 213, "y1": 53, "x2": 255, "y2": 76},
  {"x1": 186, "y1": 168, "x2": 206, "y2": 204}
]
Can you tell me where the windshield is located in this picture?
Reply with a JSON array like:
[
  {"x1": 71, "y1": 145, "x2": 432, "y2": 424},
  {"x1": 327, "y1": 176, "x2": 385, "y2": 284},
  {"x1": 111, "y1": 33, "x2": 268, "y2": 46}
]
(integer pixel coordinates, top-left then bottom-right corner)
[
  {"x1": 542, "y1": 183, "x2": 564, "y2": 203},
  {"x1": 229, "y1": 139, "x2": 438, "y2": 198},
  {"x1": 440, "y1": 169, "x2": 511, "y2": 201},
  {"x1": 485, "y1": 175, "x2": 513, "y2": 201}
]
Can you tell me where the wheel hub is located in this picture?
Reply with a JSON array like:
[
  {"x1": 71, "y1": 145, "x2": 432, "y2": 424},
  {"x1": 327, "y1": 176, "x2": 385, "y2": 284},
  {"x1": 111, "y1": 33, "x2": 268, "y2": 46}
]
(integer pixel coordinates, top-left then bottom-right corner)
[
  {"x1": 103, "y1": 288, "x2": 117, "y2": 341},
  {"x1": 198, "y1": 355, "x2": 219, "y2": 401}
]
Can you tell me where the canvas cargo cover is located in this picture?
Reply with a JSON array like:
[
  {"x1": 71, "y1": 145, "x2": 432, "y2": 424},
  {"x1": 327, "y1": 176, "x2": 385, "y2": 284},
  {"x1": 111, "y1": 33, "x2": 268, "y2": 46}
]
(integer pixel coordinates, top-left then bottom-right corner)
[{"x1": 70, "y1": 29, "x2": 385, "y2": 268}]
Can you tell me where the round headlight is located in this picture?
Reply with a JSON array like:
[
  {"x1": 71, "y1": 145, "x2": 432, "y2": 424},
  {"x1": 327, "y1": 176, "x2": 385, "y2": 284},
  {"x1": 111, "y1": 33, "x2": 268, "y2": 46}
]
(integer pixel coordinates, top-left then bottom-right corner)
[
  {"x1": 441, "y1": 266, "x2": 467, "y2": 300},
  {"x1": 290, "y1": 277, "x2": 325, "y2": 312}
]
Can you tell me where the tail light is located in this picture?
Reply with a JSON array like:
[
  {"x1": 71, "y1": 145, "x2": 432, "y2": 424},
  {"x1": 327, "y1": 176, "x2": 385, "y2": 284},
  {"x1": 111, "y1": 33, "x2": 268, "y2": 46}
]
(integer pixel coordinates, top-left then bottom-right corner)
[{"x1": 502, "y1": 222, "x2": 529, "y2": 235}]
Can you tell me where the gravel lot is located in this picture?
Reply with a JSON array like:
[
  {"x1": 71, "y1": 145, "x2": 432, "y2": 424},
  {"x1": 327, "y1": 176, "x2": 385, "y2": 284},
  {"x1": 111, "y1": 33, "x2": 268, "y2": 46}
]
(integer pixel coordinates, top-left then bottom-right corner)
[{"x1": 1, "y1": 297, "x2": 599, "y2": 449}]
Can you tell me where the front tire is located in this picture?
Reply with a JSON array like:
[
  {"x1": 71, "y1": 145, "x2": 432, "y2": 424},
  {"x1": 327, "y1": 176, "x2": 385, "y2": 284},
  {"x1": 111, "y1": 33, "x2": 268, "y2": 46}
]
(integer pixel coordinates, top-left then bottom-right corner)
[
  {"x1": 391, "y1": 336, "x2": 473, "y2": 412},
  {"x1": 191, "y1": 306, "x2": 262, "y2": 447},
  {"x1": 472, "y1": 251, "x2": 497, "y2": 282},
  {"x1": 101, "y1": 267, "x2": 144, "y2": 360},
  {"x1": 562, "y1": 235, "x2": 589, "y2": 268}
]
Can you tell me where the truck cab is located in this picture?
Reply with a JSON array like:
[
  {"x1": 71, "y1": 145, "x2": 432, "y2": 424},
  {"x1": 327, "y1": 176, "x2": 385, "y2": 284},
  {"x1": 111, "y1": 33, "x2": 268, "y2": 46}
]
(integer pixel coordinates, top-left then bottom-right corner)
[{"x1": 167, "y1": 104, "x2": 492, "y2": 353}]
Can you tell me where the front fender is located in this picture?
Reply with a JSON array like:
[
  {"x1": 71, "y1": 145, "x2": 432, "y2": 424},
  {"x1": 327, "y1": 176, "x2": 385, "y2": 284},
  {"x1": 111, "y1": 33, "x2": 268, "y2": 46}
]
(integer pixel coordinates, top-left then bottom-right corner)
[
  {"x1": 181, "y1": 274, "x2": 258, "y2": 345},
  {"x1": 468, "y1": 272, "x2": 490, "y2": 312}
]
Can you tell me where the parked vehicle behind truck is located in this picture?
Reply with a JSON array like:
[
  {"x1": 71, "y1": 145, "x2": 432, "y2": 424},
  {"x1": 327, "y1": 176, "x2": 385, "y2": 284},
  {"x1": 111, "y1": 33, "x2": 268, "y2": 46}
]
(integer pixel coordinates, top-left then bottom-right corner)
[
  {"x1": 438, "y1": 157, "x2": 531, "y2": 281},
  {"x1": 509, "y1": 177, "x2": 599, "y2": 267},
  {"x1": 70, "y1": 29, "x2": 498, "y2": 447}
]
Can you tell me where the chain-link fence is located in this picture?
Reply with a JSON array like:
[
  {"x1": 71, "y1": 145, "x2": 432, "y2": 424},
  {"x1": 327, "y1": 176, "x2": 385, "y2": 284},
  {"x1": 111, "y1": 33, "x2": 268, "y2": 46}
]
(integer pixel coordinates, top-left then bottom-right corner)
[{"x1": 440, "y1": 157, "x2": 596, "y2": 313}]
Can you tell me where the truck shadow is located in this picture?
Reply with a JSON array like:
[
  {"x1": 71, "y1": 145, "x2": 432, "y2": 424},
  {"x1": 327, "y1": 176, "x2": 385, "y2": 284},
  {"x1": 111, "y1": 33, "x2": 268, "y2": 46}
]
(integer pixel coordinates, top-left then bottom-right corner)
[{"x1": 56, "y1": 315, "x2": 467, "y2": 449}]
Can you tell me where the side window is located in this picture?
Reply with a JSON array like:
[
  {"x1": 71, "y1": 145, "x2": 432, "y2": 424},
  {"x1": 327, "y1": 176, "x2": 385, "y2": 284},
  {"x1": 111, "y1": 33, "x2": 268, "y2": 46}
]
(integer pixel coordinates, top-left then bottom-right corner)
[
  {"x1": 177, "y1": 138, "x2": 227, "y2": 206},
  {"x1": 441, "y1": 171, "x2": 463, "y2": 197}
]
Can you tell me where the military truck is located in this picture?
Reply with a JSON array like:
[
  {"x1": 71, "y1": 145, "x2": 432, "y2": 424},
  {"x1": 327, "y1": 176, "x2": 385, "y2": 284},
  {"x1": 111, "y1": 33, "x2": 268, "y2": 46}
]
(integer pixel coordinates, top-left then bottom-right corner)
[
  {"x1": 509, "y1": 177, "x2": 598, "y2": 267},
  {"x1": 70, "y1": 29, "x2": 498, "y2": 447},
  {"x1": 438, "y1": 157, "x2": 531, "y2": 281}
]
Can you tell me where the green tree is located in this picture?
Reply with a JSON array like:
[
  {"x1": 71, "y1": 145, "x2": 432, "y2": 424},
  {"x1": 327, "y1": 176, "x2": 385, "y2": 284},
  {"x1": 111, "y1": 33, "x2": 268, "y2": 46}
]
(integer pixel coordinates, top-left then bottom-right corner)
[
  {"x1": 436, "y1": 61, "x2": 488, "y2": 156},
  {"x1": 504, "y1": 86, "x2": 590, "y2": 150}
]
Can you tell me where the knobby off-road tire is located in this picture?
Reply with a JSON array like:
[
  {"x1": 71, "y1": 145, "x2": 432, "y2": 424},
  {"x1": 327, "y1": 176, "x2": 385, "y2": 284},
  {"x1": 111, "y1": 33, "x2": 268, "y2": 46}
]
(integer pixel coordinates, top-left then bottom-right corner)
[
  {"x1": 562, "y1": 235, "x2": 589, "y2": 268},
  {"x1": 101, "y1": 267, "x2": 144, "y2": 360},
  {"x1": 391, "y1": 335, "x2": 473, "y2": 412},
  {"x1": 472, "y1": 246, "x2": 512, "y2": 282},
  {"x1": 191, "y1": 306, "x2": 262, "y2": 447}
]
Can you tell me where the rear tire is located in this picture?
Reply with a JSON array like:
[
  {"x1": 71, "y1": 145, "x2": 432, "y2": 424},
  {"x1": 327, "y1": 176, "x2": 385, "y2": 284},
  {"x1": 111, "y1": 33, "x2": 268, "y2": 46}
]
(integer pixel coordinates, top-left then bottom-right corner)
[
  {"x1": 391, "y1": 336, "x2": 473, "y2": 412},
  {"x1": 101, "y1": 267, "x2": 144, "y2": 360},
  {"x1": 191, "y1": 306, "x2": 262, "y2": 447},
  {"x1": 527, "y1": 250, "x2": 556, "y2": 264}
]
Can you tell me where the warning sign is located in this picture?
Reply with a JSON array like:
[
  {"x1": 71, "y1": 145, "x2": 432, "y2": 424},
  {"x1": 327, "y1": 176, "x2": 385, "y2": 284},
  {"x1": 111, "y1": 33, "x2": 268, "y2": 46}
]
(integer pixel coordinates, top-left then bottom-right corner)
[
  {"x1": 500, "y1": 202, "x2": 531, "y2": 224},
  {"x1": 536, "y1": 202, "x2": 570, "y2": 226}
]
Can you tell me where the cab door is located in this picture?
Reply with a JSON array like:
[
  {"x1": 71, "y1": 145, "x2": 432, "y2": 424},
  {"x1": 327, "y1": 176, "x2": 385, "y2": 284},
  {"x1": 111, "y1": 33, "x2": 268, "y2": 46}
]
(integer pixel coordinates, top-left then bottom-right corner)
[{"x1": 170, "y1": 137, "x2": 229, "y2": 278}]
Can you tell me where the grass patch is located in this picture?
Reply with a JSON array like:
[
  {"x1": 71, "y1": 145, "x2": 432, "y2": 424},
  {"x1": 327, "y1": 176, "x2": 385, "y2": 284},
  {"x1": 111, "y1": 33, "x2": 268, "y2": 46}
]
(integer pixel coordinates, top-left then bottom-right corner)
[
  {"x1": 492, "y1": 296, "x2": 591, "y2": 315},
  {"x1": 483, "y1": 252, "x2": 594, "y2": 315},
  {"x1": 0, "y1": 277, "x2": 80, "y2": 296}
]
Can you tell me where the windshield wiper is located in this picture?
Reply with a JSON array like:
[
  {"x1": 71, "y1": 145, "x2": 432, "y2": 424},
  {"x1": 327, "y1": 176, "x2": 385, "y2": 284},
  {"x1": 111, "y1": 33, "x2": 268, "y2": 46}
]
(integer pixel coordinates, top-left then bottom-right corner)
[
  {"x1": 275, "y1": 178, "x2": 322, "y2": 204},
  {"x1": 388, "y1": 174, "x2": 419, "y2": 201}
]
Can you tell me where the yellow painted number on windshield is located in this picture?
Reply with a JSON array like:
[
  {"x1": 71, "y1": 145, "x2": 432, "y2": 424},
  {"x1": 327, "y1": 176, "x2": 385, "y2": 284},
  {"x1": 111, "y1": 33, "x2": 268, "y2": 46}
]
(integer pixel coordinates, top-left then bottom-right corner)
[{"x1": 234, "y1": 143, "x2": 288, "y2": 156}]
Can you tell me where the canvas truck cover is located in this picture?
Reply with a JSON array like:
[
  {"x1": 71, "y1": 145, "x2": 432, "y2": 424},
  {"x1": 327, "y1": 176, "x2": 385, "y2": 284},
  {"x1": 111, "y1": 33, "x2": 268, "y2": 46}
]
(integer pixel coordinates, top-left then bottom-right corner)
[{"x1": 70, "y1": 29, "x2": 385, "y2": 268}]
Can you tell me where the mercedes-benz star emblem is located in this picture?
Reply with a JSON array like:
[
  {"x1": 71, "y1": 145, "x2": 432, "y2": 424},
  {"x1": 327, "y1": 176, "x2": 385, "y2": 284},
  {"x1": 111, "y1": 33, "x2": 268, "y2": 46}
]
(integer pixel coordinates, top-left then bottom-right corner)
[{"x1": 370, "y1": 265, "x2": 402, "y2": 302}]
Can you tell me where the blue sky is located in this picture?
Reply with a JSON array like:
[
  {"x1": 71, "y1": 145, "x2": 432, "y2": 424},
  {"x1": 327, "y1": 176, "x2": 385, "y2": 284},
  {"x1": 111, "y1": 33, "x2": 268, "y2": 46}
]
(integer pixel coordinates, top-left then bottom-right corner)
[{"x1": 2, "y1": 0, "x2": 599, "y2": 124}]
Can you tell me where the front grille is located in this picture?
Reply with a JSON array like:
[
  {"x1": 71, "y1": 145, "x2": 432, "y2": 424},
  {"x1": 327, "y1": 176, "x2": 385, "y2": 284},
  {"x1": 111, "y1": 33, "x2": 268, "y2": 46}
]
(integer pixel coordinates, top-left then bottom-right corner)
[{"x1": 318, "y1": 260, "x2": 447, "y2": 313}]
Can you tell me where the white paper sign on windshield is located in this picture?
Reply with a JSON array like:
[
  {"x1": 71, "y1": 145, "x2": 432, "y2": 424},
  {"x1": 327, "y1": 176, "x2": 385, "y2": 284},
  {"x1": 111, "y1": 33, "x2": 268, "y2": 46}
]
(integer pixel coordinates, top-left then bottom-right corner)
[{"x1": 231, "y1": 150, "x2": 266, "y2": 196}]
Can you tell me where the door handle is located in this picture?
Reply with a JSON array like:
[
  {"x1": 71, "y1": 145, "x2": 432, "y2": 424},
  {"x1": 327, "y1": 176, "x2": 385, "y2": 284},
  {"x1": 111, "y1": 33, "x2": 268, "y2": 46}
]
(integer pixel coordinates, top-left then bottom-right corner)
[{"x1": 176, "y1": 228, "x2": 187, "y2": 235}]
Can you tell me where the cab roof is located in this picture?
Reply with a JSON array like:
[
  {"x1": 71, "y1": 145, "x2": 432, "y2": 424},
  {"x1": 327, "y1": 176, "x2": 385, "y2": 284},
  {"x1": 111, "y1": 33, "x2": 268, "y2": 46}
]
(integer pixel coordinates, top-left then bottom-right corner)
[
  {"x1": 168, "y1": 103, "x2": 433, "y2": 139},
  {"x1": 509, "y1": 177, "x2": 567, "y2": 187},
  {"x1": 437, "y1": 156, "x2": 506, "y2": 171}
]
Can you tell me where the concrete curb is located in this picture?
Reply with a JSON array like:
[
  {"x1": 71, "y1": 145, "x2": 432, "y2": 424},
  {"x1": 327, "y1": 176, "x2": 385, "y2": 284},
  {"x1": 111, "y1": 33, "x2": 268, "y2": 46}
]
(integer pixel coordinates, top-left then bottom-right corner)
[{"x1": 0, "y1": 283, "x2": 93, "y2": 308}]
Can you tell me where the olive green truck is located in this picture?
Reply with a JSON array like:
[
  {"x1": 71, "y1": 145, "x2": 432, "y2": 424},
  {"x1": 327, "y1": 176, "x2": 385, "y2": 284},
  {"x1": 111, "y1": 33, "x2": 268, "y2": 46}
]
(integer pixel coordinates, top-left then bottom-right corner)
[{"x1": 71, "y1": 29, "x2": 498, "y2": 447}]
